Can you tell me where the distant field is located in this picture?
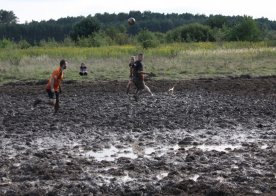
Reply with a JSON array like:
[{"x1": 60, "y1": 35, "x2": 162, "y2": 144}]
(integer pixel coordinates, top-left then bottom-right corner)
[{"x1": 1, "y1": 42, "x2": 276, "y2": 84}]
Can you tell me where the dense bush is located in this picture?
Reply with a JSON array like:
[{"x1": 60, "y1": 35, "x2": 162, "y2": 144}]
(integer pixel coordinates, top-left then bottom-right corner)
[
  {"x1": 17, "y1": 39, "x2": 31, "y2": 49},
  {"x1": 0, "y1": 38, "x2": 14, "y2": 48},
  {"x1": 166, "y1": 23, "x2": 215, "y2": 42},
  {"x1": 136, "y1": 29, "x2": 159, "y2": 49},
  {"x1": 227, "y1": 16, "x2": 261, "y2": 41},
  {"x1": 70, "y1": 16, "x2": 101, "y2": 42}
]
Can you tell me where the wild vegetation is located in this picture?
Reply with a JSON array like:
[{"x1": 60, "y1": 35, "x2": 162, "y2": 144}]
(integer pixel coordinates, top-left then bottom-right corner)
[
  {"x1": 0, "y1": 10, "x2": 276, "y2": 84},
  {"x1": 0, "y1": 41, "x2": 276, "y2": 84},
  {"x1": 1, "y1": 10, "x2": 276, "y2": 47}
]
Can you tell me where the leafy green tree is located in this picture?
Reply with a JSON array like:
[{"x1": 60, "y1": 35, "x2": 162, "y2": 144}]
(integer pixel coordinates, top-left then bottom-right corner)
[
  {"x1": 180, "y1": 23, "x2": 215, "y2": 42},
  {"x1": 104, "y1": 26, "x2": 129, "y2": 45},
  {"x1": 90, "y1": 33, "x2": 112, "y2": 47},
  {"x1": 166, "y1": 23, "x2": 215, "y2": 42},
  {"x1": 128, "y1": 11, "x2": 142, "y2": 21},
  {"x1": 206, "y1": 15, "x2": 229, "y2": 29},
  {"x1": 154, "y1": 32, "x2": 166, "y2": 44},
  {"x1": 265, "y1": 30, "x2": 276, "y2": 41},
  {"x1": 166, "y1": 28, "x2": 179, "y2": 43},
  {"x1": 227, "y1": 16, "x2": 261, "y2": 41},
  {"x1": 137, "y1": 29, "x2": 159, "y2": 49},
  {"x1": 211, "y1": 24, "x2": 231, "y2": 41},
  {"x1": 70, "y1": 16, "x2": 100, "y2": 41},
  {"x1": 0, "y1": 10, "x2": 18, "y2": 24}
]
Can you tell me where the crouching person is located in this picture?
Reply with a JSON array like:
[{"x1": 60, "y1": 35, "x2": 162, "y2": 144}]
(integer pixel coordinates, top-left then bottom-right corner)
[
  {"x1": 33, "y1": 59, "x2": 67, "y2": 113},
  {"x1": 79, "y1": 63, "x2": 88, "y2": 76}
]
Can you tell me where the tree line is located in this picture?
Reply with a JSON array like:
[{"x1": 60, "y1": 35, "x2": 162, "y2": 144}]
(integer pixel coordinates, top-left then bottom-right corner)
[{"x1": 1, "y1": 10, "x2": 276, "y2": 48}]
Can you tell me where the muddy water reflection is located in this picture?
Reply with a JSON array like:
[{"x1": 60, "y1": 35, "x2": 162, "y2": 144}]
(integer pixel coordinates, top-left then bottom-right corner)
[{"x1": 81, "y1": 143, "x2": 241, "y2": 161}]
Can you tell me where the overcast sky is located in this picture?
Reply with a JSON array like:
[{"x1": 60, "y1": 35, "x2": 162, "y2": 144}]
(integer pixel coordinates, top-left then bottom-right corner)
[{"x1": 1, "y1": 0, "x2": 276, "y2": 23}]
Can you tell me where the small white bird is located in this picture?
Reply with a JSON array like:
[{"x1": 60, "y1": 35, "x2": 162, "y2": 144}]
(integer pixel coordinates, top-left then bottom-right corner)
[{"x1": 168, "y1": 86, "x2": 174, "y2": 94}]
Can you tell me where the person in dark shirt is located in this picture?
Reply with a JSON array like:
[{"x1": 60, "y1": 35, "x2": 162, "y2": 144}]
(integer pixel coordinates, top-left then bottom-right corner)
[
  {"x1": 126, "y1": 56, "x2": 135, "y2": 94},
  {"x1": 132, "y1": 53, "x2": 153, "y2": 101},
  {"x1": 79, "y1": 63, "x2": 88, "y2": 76}
]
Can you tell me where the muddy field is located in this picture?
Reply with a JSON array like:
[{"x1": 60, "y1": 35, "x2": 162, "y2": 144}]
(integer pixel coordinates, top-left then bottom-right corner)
[{"x1": 0, "y1": 77, "x2": 276, "y2": 195}]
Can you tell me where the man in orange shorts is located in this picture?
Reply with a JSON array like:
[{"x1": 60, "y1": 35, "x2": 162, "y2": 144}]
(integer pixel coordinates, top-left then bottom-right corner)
[{"x1": 33, "y1": 59, "x2": 67, "y2": 112}]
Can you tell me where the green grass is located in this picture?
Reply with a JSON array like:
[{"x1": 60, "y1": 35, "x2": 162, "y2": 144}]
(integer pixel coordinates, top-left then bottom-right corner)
[{"x1": 1, "y1": 42, "x2": 276, "y2": 84}]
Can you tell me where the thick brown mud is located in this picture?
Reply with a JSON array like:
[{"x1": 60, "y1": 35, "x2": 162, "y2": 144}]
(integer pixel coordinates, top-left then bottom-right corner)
[{"x1": 0, "y1": 77, "x2": 276, "y2": 195}]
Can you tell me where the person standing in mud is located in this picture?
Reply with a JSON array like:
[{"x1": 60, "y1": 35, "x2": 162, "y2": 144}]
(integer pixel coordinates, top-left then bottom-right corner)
[
  {"x1": 132, "y1": 53, "x2": 153, "y2": 101},
  {"x1": 33, "y1": 59, "x2": 67, "y2": 113},
  {"x1": 126, "y1": 56, "x2": 135, "y2": 95}
]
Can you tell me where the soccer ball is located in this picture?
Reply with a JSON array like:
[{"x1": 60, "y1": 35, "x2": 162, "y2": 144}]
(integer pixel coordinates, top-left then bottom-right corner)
[{"x1": 128, "y1": 17, "x2": 136, "y2": 25}]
